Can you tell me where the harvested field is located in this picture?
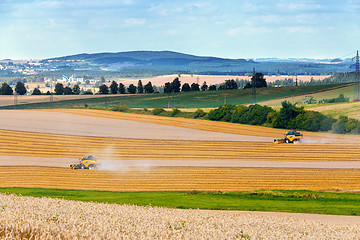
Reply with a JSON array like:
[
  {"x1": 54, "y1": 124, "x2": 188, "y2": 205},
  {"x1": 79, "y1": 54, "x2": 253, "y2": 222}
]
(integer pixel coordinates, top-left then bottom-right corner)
[
  {"x1": 115, "y1": 74, "x2": 331, "y2": 86},
  {"x1": 39, "y1": 109, "x2": 360, "y2": 144},
  {"x1": 0, "y1": 110, "x2": 271, "y2": 142},
  {"x1": 1, "y1": 109, "x2": 359, "y2": 193},
  {"x1": 0, "y1": 129, "x2": 359, "y2": 163},
  {"x1": 1, "y1": 193, "x2": 359, "y2": 239},
  {"x1": 1, "y1": 166, "x2": 360, "y2": 191},
  {"x1": 0, "y1": 94, "x2": 120, "y2": 107}
]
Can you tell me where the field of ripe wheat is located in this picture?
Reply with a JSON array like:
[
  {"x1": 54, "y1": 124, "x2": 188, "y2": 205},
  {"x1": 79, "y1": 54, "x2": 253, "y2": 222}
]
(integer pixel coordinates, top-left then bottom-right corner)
[
  {"x1": 0, "y1": 193, "x2": 359, "y2": 239},
  {"x1": 1, "y1": 166, "x2": 359, "y2": 191}
]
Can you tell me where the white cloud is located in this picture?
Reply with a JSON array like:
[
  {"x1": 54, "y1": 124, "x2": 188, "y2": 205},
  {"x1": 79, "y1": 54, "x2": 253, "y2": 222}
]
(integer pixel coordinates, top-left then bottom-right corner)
[
  {"x1": 285, "y1": 26, "x2": 319, "y2": 34},
  {"x1": 262, "y1": 15, "x2": 281, "y2": 23},
  {"x1": 277, "y1": 2, "x2": 323, "y2": 11},
  {"x1": 228, "y1": 26, "x2": 271, "y2": 36},
  {"x1": 123, "y1": 18, "x2": 146, "y2": 27},
  {"x1": 165, "y1": 29, "x2": 178, "y2": 35},
  {"x1": 294, "y1": 14, "x2": 316, "y2": 24}
]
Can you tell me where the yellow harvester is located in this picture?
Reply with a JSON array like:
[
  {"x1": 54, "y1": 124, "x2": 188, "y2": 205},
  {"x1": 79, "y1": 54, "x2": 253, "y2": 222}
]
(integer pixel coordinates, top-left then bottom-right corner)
[
  {"x1": 274, "y1": 131, "x2": 303, "y2": 144},
  {"x1": 70, "y1": 155, "x2": 100, "y2": 169}
]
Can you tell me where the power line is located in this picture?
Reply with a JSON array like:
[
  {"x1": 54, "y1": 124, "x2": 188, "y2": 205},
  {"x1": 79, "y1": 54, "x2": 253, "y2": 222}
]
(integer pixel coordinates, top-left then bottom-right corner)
[
  {"x1": 251, "y1": 68, "x2": 257, "y2": 105},
  {"x1": 354, "y1": 50, "x2": 360, "y2": 101}
]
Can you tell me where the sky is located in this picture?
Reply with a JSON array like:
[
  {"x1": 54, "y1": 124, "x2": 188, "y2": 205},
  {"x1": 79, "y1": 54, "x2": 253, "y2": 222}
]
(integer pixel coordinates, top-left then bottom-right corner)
[{"x1": 0, "y1": 0, "x2": 359, "y2": 60}]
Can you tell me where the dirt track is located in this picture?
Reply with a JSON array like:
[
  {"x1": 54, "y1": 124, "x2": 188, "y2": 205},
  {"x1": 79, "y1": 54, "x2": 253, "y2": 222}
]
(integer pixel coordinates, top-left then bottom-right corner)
[{"x1": 1, "y1": 156, "x2": 360, "y2": 169}]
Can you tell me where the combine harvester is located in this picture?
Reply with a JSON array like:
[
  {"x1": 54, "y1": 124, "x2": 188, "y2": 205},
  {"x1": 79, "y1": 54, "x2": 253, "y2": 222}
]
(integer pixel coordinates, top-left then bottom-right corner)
[
  {"x1": 70, "y1": 155, "x2": 100, "y2": 169},
  {"x1": 274, "y1": 131, "x2": 303, "y2": 144}
]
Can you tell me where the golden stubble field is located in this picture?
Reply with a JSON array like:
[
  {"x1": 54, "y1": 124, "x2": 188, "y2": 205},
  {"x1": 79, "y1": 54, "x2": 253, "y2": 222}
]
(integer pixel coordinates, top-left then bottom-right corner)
[
  {"x1": 1, "y1": 109, "x2": 360, "y2": 191},
  {"x1": 0, "y1": 129, "x2": 359, "y2": 162},
  {"x1": 1, "y1": 166, "x2": 360, "y2": 191},
  {"x1": 39, "y1": 108, "x2": 360, "y2": 143}
]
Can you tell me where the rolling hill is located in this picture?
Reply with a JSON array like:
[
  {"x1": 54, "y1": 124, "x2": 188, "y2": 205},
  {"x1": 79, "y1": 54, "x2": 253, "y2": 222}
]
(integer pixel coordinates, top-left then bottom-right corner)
[{"x1": 42, "y1": 50, "x2": 352, "y2": 75}]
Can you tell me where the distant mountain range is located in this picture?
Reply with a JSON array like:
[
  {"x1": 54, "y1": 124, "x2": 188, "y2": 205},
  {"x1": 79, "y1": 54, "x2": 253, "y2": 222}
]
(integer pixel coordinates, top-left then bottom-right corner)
[{"x1": 42, "y1": 50, "x2": 353, "y2": 75}]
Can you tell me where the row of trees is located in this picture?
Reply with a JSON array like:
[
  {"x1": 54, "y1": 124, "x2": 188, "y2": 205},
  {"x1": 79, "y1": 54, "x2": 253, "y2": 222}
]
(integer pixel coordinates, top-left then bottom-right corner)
[
  {"x1": 207, "y1": 101, "x2": 360, "y2": 134},
  {"x1": 98, "y1": 80, "x2": 155, "y2": 94},
  {"x1": 98, "y1": 74, "x2": 267, "y2": 95},
  {"x1": 1, "y1": 73, "x2": 267, "y2": 96},
  {"x1": 53, "y1": 83, "x2": 81, "y2": 95},
  {"x1": 0, "y1": 82, "x2": 27, "y2": 95}
]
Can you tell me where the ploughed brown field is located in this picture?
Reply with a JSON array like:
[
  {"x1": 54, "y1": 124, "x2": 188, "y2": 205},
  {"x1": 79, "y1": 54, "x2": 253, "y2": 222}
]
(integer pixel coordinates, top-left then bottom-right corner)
[{"x1": 0, "y1": 109, "x2": 359, "y2": 191}]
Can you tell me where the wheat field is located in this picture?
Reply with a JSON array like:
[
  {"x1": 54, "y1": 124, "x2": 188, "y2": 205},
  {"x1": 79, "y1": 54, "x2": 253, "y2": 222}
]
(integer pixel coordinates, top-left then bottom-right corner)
[{"x1": 1, "y1": 193, "x2": 358, "y2": 239}]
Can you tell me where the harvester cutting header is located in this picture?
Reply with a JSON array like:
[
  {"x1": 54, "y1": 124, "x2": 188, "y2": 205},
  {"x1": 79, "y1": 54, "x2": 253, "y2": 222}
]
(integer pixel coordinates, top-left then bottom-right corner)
[{"x1": 274, "y1": 131, "x2": 303, "y2": 144}]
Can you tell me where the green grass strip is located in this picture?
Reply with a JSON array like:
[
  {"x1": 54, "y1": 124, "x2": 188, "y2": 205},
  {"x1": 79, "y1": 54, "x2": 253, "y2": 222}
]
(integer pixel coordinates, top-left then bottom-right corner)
[
  {"x1": 0, "y1": 83, "x2": 347, "y2": 109},
  {"x1": 0, "y1": 188, "x2": 359, "y2": 216}
]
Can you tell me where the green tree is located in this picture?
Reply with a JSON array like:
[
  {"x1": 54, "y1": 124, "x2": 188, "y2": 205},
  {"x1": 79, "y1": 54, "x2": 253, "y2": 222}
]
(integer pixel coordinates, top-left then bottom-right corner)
[
  {"x1": 181, "y1": 83, "x2": 191, "y2": 92},
  {"x1": 127, "y1": 84, "x2": 137, "y2": 94},
  {"x1": 99, "y1": 84, "x2": 109, "y2": 94},
  {"x1": 110, "y1": 81, "x2": 118, "y2": 94},
  {"x1": 193, "y1": 109, "x2": 206, "y2": 118},
  {"x1": 15, "y1": 82, "x2": 27, "y2": 95},
  {"x1": 209, "y1": 85, "x2": 217, "y2": 91},
  {"x1": 332, "y1": 116, "x2": 349, "y2": 134},
  {"x1": 137, "y1": 80, "x2": 144, "y2": 94},
  {"x1": 231, "y1": 105, "x2": 275, "y2": 125},
  {"x1": 171, "y1": 77, "x2": 181, "y2": 92},
  {"x1": 191, "y1": 83, "x2": 200, "y2": 91},
  {"x1": 292, "y1": 111, "x2": 335, "y2": 132},
  {"x1": 54, "y1": 83, "x2": 64, "y2": 95},
  {"x1": 164, "y1": 82, "x2": 172, "y2": 94},
  {"x1": 201, "y1": 81, "x2": 208, "y2": 91},
  {"x1": 208, "y1": 104, "x2": 237, "y2": 122},
  {"x1": 118, "y1": 83, "x2": 126, "y2": 94},
  {"x1": 152, "y1": 107, "x2": 165, "y2": 115},
  {"x1": 244, "y1": 73, "x2": 267, "y2": 89},
  {"x1": 272, "y1": 101, "x2": 304, "y2": 129},
  {"x1": 72, "y1": 84, "x2": 81, "y2": 95},
  {"x1": 32, "y1": 88, "x2": 42, "y2": 95},
  {"x1": 224, "y1": 79, "x2": 238, "y2": 89},
  {"x1": 63, "y1": 86, "x2": 73, "y2": 95},
  {"x1": 144, "y1": 81, "x2": 154, "y2": 93},
  {"x1": 0, "y1": 83, "x2": 13, "y2": 95}
]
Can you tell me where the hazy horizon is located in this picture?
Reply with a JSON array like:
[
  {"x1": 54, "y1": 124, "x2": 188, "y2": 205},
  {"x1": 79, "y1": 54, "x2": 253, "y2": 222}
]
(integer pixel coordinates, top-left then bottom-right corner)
[{"x1": 1, "y1": 0, "x2": 359, "y2": 60}]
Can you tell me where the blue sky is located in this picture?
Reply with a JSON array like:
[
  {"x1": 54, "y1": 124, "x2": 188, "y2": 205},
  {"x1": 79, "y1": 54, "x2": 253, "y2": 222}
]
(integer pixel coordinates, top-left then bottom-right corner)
[{"x1": 1, "y1": 0, "x2": 359, "y2": 59}]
